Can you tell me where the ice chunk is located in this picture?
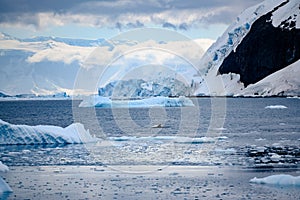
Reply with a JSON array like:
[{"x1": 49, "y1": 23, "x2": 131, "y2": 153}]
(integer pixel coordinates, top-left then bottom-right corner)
[
  {"x1": 79, "y1": 96, "x2": 194, "y2": 108},
  {"x1": 0, "y1": 119, "x2": 97, "y2": 145},
  {"x1": 250, "y1": 174, "x2": 300, "y2": 186},
  {"x1": 0, "y1": 161, "x2": 12, "y2": 194},
  {"x1": 0, "y1": 177, "x2": 12, "y2": 193},
  {"x1": 0, "y1": 162, "x2": 8, "y2": 173},
  {"x1": 265, "y1": 105, "x2": 287, "y2": 109},
  {"x1": 214, "y1": 148, "x2": 237, "y2": 154}
]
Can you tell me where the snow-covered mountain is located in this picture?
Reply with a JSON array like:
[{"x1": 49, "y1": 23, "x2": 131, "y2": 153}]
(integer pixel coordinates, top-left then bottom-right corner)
[
  {"x1": 0, "y1": 31, "x2": 211, "y2": 96},
  {"x1": 196, "y1": 0, "x2": 300, "y2": 96}
]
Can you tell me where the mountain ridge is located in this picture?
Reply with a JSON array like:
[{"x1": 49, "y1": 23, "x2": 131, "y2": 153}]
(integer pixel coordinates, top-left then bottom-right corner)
[
  {"x1": 218, "y1": 0, "x2": 300, "y2": 87},
  {"x1": 196, "y1": 0, "x2": 300, "y2": 96}
]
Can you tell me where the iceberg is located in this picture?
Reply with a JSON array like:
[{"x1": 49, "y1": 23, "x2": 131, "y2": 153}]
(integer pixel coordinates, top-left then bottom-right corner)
[
  {"x1": 0, "y1": 120, "x2": 97, "y2": 145},
  {"x1": 79, "y1": 96, "x2": 194, "y2": 108},
  {"x1": 0, "y1": 177, "x2": 12, "y2": 194},
  {"x1": 265, "y1": 105, "x2": 287, "y2": 109},
  {"x1": 250, "y1": 174, "x2": 300, "y2": 186},
  {"x1": 0, "y1": 162, "x2": 8, "y2": 172},
  {"x1": 0, "y1": 161, "x2": 12, "y2": 194}
]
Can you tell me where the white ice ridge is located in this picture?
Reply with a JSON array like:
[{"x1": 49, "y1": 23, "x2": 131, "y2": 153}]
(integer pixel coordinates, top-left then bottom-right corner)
[
  {"x1": 250, "y1": 174, "x2": 300, "y2": 186},
  {"x1": 265, "y1": 105, "x2": 287, "y2": 109},
  {"x1": 0, "y1": 161, "x2": 12, "y2": 194},
  {"x1": 79, "y1": 96, "x2": 195, "y2": 108},
  {"x1": 0, "y1": 119, "x2": 97, "y2": 145}
]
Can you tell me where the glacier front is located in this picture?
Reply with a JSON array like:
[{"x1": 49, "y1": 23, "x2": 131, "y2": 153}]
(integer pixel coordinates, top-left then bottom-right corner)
[{"x1": 79, "y1": 96, "x2": 194, "y2": 108}]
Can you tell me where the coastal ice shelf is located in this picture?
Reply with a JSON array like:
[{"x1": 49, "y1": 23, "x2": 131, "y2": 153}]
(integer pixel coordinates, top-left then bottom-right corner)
[
  {"x1": 0, "y1": 120, "x2": 97, "y2": 145},
  {"x1": 79, "y1": 96, "x2": 195, "y2": 108}
]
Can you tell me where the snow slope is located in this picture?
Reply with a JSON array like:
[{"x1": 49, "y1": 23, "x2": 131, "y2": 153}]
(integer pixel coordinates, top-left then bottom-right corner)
[
  {"x1": 200, "y1": 0, "x2": 286, "y2": 74},
  {"x1": 0, "y1": 120, "x2": 97, "y2": 145},
  {"x1": 237, "y1": 60, "x2": 300, "y2": 97}
]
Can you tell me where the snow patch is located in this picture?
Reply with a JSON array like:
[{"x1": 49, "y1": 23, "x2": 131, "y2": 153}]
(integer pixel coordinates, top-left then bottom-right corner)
[
  {"x1": 271, "y1": 0, "x2": 300, "y2": 29},
  {"x1": 265, "y1": 105, "x2": 287, "y2": 109},
  {"x1": 250, "y1": 174, "x2": 300, "y2": 186},
  {"x1": 0, "y1": 119, "x2": 97, "y2": 145},
  {"x1": 79, "y1": 96, "x2": 194, "y2": 108}
]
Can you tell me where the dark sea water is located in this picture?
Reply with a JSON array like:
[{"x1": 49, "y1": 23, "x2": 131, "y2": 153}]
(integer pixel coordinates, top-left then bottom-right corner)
[{"x1": 0, "y1": 98, "x2": 299, "y2": 167}]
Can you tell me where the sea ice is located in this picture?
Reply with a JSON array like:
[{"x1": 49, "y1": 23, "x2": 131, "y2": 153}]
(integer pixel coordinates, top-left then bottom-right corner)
[
  {"x1": 265, "y1": 105, "x2": 287, "y2": 109},
  {"x1": 0, "y1": 119, "x2": 97, "y2": 145},
  {"x1": 79, "y1": 96, "x2": 194, "y2": 108},
  {"x1": 108, "y1": 136, "x2": 227, "y2": 144},
  {"x1": 250, "y1": 174, "x2": 300, "y2": 186}
]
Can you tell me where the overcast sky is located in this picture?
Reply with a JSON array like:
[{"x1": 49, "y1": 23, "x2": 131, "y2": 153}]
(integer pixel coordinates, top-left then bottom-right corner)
[{"x1": 0, "y1": 0, "x2": 263, "y2": 39}]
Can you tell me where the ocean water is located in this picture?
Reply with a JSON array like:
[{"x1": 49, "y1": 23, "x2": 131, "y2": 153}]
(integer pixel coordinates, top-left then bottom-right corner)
[{"x1": 0, "y1": 98, "x2": 299, "y2": 168}]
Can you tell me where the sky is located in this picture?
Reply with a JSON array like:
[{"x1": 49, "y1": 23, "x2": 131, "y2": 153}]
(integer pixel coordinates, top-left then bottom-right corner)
[
  {"x1": 0, "y1": 0, "x2": 265, "y2": 96},
  {"x1": 0, "y1": 0, "x2": 263, "y2": 40}
]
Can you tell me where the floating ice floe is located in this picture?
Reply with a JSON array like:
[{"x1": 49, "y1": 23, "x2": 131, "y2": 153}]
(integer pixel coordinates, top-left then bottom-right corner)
[
  {"x1": 250, "y1": 174, "x2": 300, "y2": 186},
  {"x1": 0, "y1": 119, "x2": 97, "y2": 145},
  {"x1": 108, "y1": 136, "x2": 227, "y2": 144},
  {"x1": 79, "y1": 96, "x2": 194, "y2": 108},
  {"x1": 265, "y1": 105, "x2": 287, "y2": 109},
  {"x1": 214, "y1": 148, "x2": 237, "y2": 154},
  {"x1": 0, "y1": 161, "x2": 12, "y2": 194}
]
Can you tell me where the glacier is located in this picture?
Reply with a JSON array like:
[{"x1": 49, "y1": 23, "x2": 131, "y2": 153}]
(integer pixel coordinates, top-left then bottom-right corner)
[
  {"x1": 79, "y1": 96, "x2": 194, "y2": 108},
  {"x1": 98, "y1": 78, "x2": 192, "y2": 98},
  {"x1": 0, "y1": 120, "x2": 97, "y2": 145}
]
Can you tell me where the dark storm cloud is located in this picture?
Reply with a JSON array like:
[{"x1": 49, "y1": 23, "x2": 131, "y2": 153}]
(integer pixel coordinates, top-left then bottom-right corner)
[
  {"x1": 179, "y1": 23, "x2": 188, "y2": 31},
  {"x1": 0, "y1": 0, "x2": 264, "y2": 28},
  {"x1": 162, "y1": 22, "x2": 177, "y2": 30}
]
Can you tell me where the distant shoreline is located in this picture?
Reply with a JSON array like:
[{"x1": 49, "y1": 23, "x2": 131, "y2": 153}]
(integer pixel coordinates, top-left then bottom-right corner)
[{"x1": 0, "y1": 95, "x2": 299, "y2": 102}]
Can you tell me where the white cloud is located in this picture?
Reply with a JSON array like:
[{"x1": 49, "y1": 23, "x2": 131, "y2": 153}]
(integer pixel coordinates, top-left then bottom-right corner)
[{"x1": 0, "y1": 1, "x2": 263, "y2": 30}]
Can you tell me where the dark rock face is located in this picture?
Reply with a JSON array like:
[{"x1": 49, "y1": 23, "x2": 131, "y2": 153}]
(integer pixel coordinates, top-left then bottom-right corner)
[{"x1": 219, "y1": 2, "x2": 300, "y2": 87}]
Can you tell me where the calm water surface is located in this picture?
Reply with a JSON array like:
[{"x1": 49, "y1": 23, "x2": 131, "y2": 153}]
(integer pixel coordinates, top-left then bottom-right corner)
[{"x1": 0, "y1": 98, "x2": 299, "y2": 167}]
